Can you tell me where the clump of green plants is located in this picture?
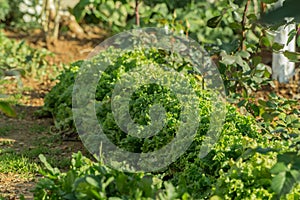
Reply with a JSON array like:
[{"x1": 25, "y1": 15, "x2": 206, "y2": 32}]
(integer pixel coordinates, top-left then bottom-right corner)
[
  {"x1": 0, "y1": 0, "x2": 10, "y2": 22},
  {"x1": 37, "y1": 45, "x2": 299, "y2": 199},
  {"x1": 33, "y1": 152, "x2": 190, "y2": 199},
  {"x1": 0, "y1": 31, "x2": 57, "y2": 117},
  {"x1": 0, "y1": 31, "x2": 53, "y2": 81}
]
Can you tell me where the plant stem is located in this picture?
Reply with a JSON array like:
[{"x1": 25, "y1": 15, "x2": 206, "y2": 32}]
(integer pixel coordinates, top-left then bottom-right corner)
[
  {"x1": 240, "y1": 0, "x2": 250, "y2": 51},
  {"x1": 135, "y1": 0, "x2": 140, "y2": 27}
]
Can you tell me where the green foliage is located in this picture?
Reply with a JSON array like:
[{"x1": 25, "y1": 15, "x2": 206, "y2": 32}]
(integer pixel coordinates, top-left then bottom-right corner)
[
  {"x1": 6, "y1": 0, "x2": 42, "y2": 30},
  {"x1": 41, "y1": 47, "x2": 195, "y2": 135},
  {"x1": 72, "y1": 0, "x2": 135, "y2": 31},
  {"x1": 241, "y1": 93, "x2": 300, "y2": 134},
  {"x1": 33, "y1": 152, "x2": 188, "y2": 199},
  {"x1": 143, "y1": 0, "x2": 192, "y2": 10},
  {"x1": 0, "y1": 101, "x2": 16, "y2": 117},
  {"x1": 40, "y1": 45, "x2": 300, "y2": 199},
  {"x1": 270, "y1": 153, "x2": 300, "y2": 198},
  {"x1": 38, "y1": 60, "x2": 82, "y2": 131},
  {"x1": 140, "y1": 0, "x2": 236, "y2": 44},
  {"x1": 0, "y1": 0, "x2": 10, "y2": 21},
  {"x1": 38, "y1": 1, "x2": 300, "y2": 199},
  {"x1": 0, "y1": 151, "x2": 38, "y2": 175},
  {"x1": 219, "y1": 50, "x2": 273, "y2": 96},
  {"x1": 0, "y1": 31, "x2": 53, "y2": 81}
]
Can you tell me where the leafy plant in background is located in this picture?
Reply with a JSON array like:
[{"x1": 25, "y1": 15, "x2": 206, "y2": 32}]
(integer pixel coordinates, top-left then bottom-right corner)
[
  {"x1": 0, "y1": 31, "x2": 53, "y2": 81},
  {"x1": 0, "y1": 0, "x2": 42, "y2": 30},
  {"x1": 72, "y1": 0, "x2": 135, "y2": 32},
  {"x1": 0, "y1": 30, "x2": 57, "y2": 118},
  {"x1": 0, "y1": 0, "x2": 10, "y2": 21}
]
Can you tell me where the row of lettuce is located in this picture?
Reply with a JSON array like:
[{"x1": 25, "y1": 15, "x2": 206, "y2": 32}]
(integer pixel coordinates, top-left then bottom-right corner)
[{"x1": 34, "y1": 45, "x2": 300, "y2": 199}]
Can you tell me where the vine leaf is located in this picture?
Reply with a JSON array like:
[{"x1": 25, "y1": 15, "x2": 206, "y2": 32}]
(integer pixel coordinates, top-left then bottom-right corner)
[{"x1": 0, "y1": 101, "x2": 16, "y2": 117}]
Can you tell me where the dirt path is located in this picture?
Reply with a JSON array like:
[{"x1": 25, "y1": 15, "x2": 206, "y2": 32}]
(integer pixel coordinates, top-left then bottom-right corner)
[{"x1": 0, "y1": 28, "x2": 105, "y2": 199}]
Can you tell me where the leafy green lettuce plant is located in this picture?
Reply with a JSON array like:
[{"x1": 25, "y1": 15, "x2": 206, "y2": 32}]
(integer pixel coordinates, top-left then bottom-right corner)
[{"x1": 39, "y1": 46, "x2": 298, "y2": 199}]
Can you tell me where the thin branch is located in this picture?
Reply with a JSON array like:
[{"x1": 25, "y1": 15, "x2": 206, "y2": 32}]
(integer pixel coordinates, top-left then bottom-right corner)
[
  {"x1": 135, "y1": 0, "x2": 140, "y2": 27},
  {"x1": 240, "y1": 0, "x2": 251, "y2": 51}
]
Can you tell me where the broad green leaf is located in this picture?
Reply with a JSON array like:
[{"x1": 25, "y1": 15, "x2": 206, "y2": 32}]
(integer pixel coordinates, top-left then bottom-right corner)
[
  {"x1": 220, "y1": 39, "x2": 240, "y2": 53},
  {"x1": 207, "y1": 15, "x2": 222, "y2": 28},
  {"x1": 252, "y1": 56, "x2": 262, "y2": 67},
  {"x1": 287, "y1": 29, "x2": 297, "y2": 45},
  {"x1": 272, "y1": 42, "x2": 284, "y2": 51},
  {"x1": 290, "y1": 170, "x2": 300, "y2": 182},
  {"x1": 233, "y1": 11, "x2": 242, "y2": 22},
  {"x1": 38, "y1": 154, "x2": 60, "y2": 176},
  {"x1": 228, "y1": 22, "x2": 242, "y2": 32},
  {"x1": 210, "y1": 195, "x2": 222, "y2": 200},
  {"x1": 255, "y1": 147, "x2": 275, "y2": 154},
  {"x1": 261, "y1": 36, "x2": 272, "y2": 47},
  {"x1": 270, "y1": 162, "x2": 288, "y2": 174},
  {"x1": 236, "y1": 55, "x2": 250, "y2": 71},
  {"x1": 72, "y1": 0, "x2": 91, "y2": 21},
  {"x1": 271, "y1": 171, "x2": 296, "y2": 197},
  {"x1": 278, "y1": 152, "x2": 297, "y2": 165},
  {"x1": 237, "y1": 99, "x2": 247, "y2": 107},
  {"x1": 271, "y1": 172, "x2": 285, "y2": 194},
  {"x1": 86, "y1": 176, "x2": 100, "y2": 188},
  {"x1": 250, "y1": 103, "x2": 260, "y2": 116},
  {"x1": 258, "y1": 99, "x2": 267, "y2": 107},
  {"x1": 286, "y1": 114, "x2": 298, "y2": 125},
  {"x1": 283, "y1": 51, "x2": 300, "y2": 61},
  {"x1": 63, "y1": 171, "x2": 76, "y2": 192},
  {"x1": 0, "y1": 101, "x2": 16, "y2": 117},
  {"x1": 237, "y1": 50, "x2": 250, "y2": 59},
  {"x1": 221, "y1": 55, "x2": 236, "y2": 65}
]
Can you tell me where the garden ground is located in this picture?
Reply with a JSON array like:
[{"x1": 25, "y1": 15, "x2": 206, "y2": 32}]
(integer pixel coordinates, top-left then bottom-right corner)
[
  {"x1": 0, "y1": 28, "x2": 106, "y2": 199},
  {"x1": 0, "y1": 28, "x2": 299, "y2": 199}
]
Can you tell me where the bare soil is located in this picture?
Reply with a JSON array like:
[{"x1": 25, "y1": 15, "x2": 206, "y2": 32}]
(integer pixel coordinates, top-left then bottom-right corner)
[{"x1": 0, "y1": 27, "x2": 107, "y2": 199}]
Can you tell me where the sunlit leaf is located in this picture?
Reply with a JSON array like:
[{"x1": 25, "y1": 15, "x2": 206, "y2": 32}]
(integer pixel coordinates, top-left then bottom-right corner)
[
  {"x1": 270, "y1": 162, "x2": 288, "y2": 174},
  {"x1": 283, "y1": 51, "x2": 300, "y2": 61},
  {"x1": 0, "y1": 101, "x2": 16, "y2": 117}
]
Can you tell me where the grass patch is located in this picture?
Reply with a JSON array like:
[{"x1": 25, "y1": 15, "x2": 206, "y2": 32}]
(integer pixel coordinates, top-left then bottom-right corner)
[
  {"x1": 29, "y1": 124, "x2": 48, "y2": 134},
  {"x1": 0, "y1": 152, "x2": 38, "y2": 176},
  {"x1": 0, "y1": 125, "x2": 13, "y2": 136}
]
